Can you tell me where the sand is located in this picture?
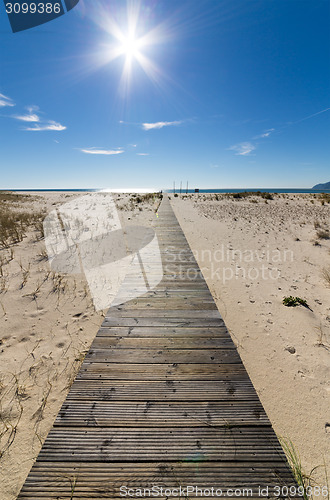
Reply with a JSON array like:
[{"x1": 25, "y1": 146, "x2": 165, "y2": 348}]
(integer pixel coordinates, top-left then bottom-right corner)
[
  {"x1": 170, "y1": 192, "x2": 330, "y2": 485},
  {"x1": 0, "y1": 191, "x2": 160, "y2": 500},
  {"x1": 0, "y1": 190, "x2": 329, "y2": 498}
]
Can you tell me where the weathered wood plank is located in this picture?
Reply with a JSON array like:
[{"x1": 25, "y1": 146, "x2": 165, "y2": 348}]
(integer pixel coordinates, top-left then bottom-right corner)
[
  {"x1": 37, "y1": 426, "x2": 286, "y2": 462},
  {"x1": 102, "y1": 317, "x2": 226, "y2": 327},
  {"x1": 91, "y1": 336, "x2": 236, "y2": 349},
  {"x1": 106, "y1": 309, "x2": 221, "y2": 317},
  {"x1": 97, "y1": 326, "x2": 231, "y2": 337},
  {"x1": 77, "y1": 362, "x2": 249, "y2": 380},
  {"x1": 18, "y1": 461, "x2": 298, "y2": 499},
  {"x1": 66, "y1": 380, "x2": 259, "y2": 401},
  {"x1": 55, "y1": 401, "x2": 269, "y2": 427},
  {"x1": 84, "y1": 348, "x2": 240, "y2": 364}
]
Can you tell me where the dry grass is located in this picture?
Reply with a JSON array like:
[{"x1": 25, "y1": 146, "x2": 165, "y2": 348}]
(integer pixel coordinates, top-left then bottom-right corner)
[
  {"x1": 0, "y1": 192, "x2": 45, "y2": 249},
  {"x1": 316, "y1": 229, "x2": 330, "y2": 240},
  {"x1": 322, "y1": 268, "x2": 330, "y2": 286},
  {"x1": 230, "y1": 191, "x2": 274, "y2": 200},
  {"x1": 319, "y1": 193, "x2": 330, "y2": 204}
]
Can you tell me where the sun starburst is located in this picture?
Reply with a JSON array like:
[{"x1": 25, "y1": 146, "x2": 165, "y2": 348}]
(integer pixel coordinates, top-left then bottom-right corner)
[{"x1": 86, "y1": 1, "x2": 172, "y2": 97}]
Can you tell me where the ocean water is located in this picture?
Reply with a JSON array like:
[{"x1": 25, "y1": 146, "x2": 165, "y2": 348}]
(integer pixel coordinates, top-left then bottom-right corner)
[
  {"x1": 10, "y1": 188, "x2": 330, "y2": 194},
  {"x1": 166, "y1": 188, "x2": 330, "y2": 194}
]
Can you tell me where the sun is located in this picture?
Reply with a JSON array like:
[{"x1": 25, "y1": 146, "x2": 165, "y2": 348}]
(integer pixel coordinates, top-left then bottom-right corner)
[
  {"x1": 89, "y1": 2, "x2": 171, "y2": 95},
  {"x1": 119, "y1": 33, "x2": 142, "y2": 60}
]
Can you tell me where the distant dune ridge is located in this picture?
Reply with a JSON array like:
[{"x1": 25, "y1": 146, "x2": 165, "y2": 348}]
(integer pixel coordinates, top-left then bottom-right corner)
[{"x1": 313, "y1": 181, "x2": 330, "y2": 189}]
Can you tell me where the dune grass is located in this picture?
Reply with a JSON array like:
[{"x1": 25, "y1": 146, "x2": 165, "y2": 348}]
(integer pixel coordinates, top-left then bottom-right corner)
[
  {"x1": 280, "y1": 437, "x2": 329, "y2": 500},
  {"x1": 0, "y1": 192, "x2": 45, "y2": 248}
]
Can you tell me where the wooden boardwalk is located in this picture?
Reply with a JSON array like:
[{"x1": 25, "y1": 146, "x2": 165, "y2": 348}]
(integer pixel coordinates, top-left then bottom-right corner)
[{"x1": 18, "y1": 196, "x2": 297, "y2": 499}]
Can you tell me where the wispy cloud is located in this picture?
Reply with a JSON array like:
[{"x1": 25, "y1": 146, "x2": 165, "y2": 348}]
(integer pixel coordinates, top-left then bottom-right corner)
[
  {"x1": 0, "y1": 93, "x2": 15, "y2": 108},
  {"x1": 137, "y1": 153, "x2": 149, "y2": 156},
  {"x1": 229, "y1": 142, "x2": 256, "y2": 156},
  {"x1": 210, "y1": 163, "x2": 219, "y2": 168},
  {"x1": 142, "y1": 120, "x2": 182, "y2": 131},
  {"x1": 24, "y1": 121, "x2": 66, "y2": 131},
  {"x1": 26, "y1": 105, "x2": 39, "y2": 113},
  {"x1": 254, "y1": 128, "x2": 275, "y2": 139},
  {"x1": 292, "y1": 107, "x2": 330, "y2": 125},
  {"x1": 14, "y1": 105, "x2": 40, "y2": 122},
  {"x1": 230, "y1": 127, "x2": 274, "y2": 157},
  {"x1": 80, "y1": 147, "x2": 124, "y2": 155},
  {"x1": 14, "y1": 113, "x2": 40, "y2": 122}
]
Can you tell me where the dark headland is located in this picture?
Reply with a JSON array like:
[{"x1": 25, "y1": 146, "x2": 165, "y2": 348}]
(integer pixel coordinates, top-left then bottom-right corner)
[{"x1": 313, "y1": 181, "x2": 330, "y2": 189}]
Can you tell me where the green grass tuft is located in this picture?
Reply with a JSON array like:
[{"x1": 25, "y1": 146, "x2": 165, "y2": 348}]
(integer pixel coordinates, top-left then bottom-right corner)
[{"x1": 283, "y1": 296, "x2": 309, "y2": 308}]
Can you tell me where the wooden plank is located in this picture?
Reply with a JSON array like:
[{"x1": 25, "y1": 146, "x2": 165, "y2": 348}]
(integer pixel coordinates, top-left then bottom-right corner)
[
  {"x1": 55, "y1": 401, "x2": 269, "y2": 427},
  {"x1": 107, "y1": 300, "x2": 218, "y2": 310},
  {"x1": 91, "y1": 337, "x2": 236, "y2": 349},
  {"x1": 18, "y1": 462, "x2": 298, "y2": 499},
  {"x1": 84, "y1": 348, "x2": 241, "y2": 364},
  {"x1": 77, "y1": 363, "x2": 249, "y2": 381},
  {"x1": 35, "y1": 426, "x2": 287, "y2": 463},
  {"x1": 66, "y1": 380, "x2": 259, "y2": 401},
  {"x1": 106, "y1": 309, "x2": 221, "y2": 317},
  {"x1": 97, "y1": 326, "x2": 231, "y2": 337},
  {"x1": 102, "y1": 317, "x2": 226, "y2": 327}
]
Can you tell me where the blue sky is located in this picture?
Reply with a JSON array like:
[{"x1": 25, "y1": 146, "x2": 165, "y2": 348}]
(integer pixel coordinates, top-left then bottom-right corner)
[{"x1": 0, "y1": 0, "x2": 329, "y2": 189}]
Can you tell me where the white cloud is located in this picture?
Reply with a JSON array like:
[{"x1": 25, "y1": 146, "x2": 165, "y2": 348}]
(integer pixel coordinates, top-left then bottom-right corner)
[
  {"x1": 24, "y1": 121, "x2": 67, "y2": 131},
  {"x1": 137, "y1": 153, "x2": 149, "y2": 156},
  {"x1": 229, "y1": 142, "x2": 256, "y2": 156},
  {"x1": 254, "y1": 128, "x2": 275, "y2": 139},
  {"x1": 0, "y1": 93, "x2": 15, "y2": 108},
  {"x1": 142, "y1": 120, "x2": 182, "y2": 131},
  {"x1": 26, "y1": 105, "x2": 39, "y2": 113},
  {"x1": 14, "y1": 113, "x2": 40, "y2": 122},
  {"x1": 210, "y1": 164, "x2": 219, "y2": 168},
  {"x1": 80, "y1": 148, "x2": 124, "y2": 155}
]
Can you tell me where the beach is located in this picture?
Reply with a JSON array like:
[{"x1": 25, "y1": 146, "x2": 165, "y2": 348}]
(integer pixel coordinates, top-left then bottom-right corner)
[
  {"x1": 0, "y1": 190, "x2": 329, "y2": 498},
  {"x1": 171, "y1": 192, "x2": 330, "y2": 485}
]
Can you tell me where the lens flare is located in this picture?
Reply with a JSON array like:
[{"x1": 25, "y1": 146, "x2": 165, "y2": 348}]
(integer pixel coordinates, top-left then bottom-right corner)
[{"x1": 85, "y1": 1, "x2": 173, "y2": 97}]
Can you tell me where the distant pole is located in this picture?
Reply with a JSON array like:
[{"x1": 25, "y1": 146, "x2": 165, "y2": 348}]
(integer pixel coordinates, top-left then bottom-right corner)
[
  {"x1": 173, "y1": 181, "x2": 175, "y2": 194},
  {"x1": 186, "y1": 181, "x2": 188, "y2": 194},
  {"x1": 180, "y1": 181, "x2": 182, "y2": 194}
]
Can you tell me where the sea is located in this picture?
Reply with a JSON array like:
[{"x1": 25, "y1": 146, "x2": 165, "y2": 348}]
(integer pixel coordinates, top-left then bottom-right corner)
[{"x1": 10, "y1": 188, "x2": 330, "y2": 194}]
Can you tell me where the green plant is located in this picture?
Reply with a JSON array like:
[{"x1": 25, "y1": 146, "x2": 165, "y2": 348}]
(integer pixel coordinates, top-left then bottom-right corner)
[
  {"x1": 262, "y1": 192, "x2": 273, "y2": 200},
  {"x1": 279, "y1": 438, "x2": 312, "y2": 500},
  {"x1": 283, "y1": 296, "x2": 309, "y2": 308},
  {"x1": 280, "y1": 438, "x2": 329, "y2": 500}
]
